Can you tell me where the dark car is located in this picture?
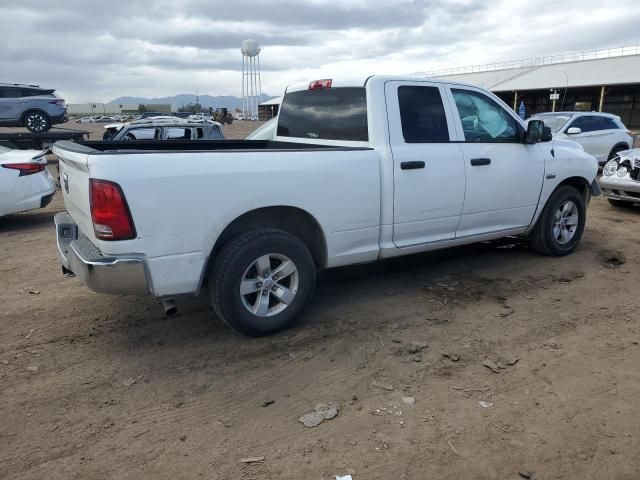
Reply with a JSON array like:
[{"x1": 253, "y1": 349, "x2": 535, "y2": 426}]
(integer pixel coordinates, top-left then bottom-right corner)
[{"x1": 0, "y1": 83, "x2": 67, "y2": 133}]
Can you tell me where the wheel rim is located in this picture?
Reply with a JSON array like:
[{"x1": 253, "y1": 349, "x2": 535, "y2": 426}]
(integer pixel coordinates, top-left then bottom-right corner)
[
  {"x1": 240, "y1": 253, "x2": 299, "y2": 317},
  {"x1": 553, "y1": 200, "x2": 579, "y2": 244},
  {"x1": 26, "y1": 113, "x2": 47, "y2": 132}
]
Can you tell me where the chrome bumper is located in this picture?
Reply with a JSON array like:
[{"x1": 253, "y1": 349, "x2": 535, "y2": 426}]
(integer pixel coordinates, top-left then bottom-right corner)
[
  {"x1": 599, "y1": 176, "x2": 640, "y2": 203},
  {"x1": 54, "y1": 212, "x2": 150, "y2": 295}
]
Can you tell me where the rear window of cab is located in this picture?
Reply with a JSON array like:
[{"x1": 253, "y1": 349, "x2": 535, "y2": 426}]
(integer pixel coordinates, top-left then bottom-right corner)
[{"x1": 277, "y1": 87, "x2": 368, "y2": 142}]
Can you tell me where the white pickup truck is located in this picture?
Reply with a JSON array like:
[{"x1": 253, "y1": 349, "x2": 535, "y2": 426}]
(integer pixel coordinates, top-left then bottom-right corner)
[{"x1": 53, "y1": 76, "x2": 599, "y2": 336}]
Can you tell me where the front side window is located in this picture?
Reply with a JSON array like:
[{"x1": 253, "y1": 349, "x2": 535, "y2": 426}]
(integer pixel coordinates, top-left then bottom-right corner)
[
  {"x1": 398, "y1": 86, "x2": 449, "y2": 143},
  {"x1": 569, "y1": 116, "x2": 598, "y2": 133},
  {"x1": 277, "y1": 87, "x2": 368, "y2": 141},
  {"x1": 452, "y1": 89, "x2": 520, "y2": 142}
]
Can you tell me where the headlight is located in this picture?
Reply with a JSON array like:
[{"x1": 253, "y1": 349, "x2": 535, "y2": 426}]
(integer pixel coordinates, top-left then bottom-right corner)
[
  {"x1": 617, "y1": 166, "x2": 628, "y2": 177},
  {"x1": 603, "y1": 160, "x2": 618, "y2": 176}
]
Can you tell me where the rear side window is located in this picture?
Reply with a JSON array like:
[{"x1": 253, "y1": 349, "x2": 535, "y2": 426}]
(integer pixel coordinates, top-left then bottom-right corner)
[
  {"x1": 398, "y1": 86, "x2": 449, "y2": 143},
  {"x1": 0, "y1": 87, "x2": 22, "y2": 98},
  {"x1": 277, "y1": 87, "x2": 368, "y2": 141}
]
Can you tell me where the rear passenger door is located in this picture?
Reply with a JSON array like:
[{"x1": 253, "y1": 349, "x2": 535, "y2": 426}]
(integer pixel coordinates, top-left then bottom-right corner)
[
  {"x1": 445, "y1": 86, "x2": 545, "y2": 237},
  {"x1": 385, "y1": 81, "x2": 466, "y2": 247}
]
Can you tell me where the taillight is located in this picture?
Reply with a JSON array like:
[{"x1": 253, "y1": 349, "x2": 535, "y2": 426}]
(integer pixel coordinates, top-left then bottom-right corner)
[
  {"x1": 309, "y1": 79, "x2": 332, "y2": 90},
  {"x1": 89, "y1": 179, "x2": 136, "y2": 241},
  {"x1": 50, "y1": 99, "x2": 66, "y2": 107},
  {"x1": 1, "y1": 163, "x2": 46, "y2": 176}
]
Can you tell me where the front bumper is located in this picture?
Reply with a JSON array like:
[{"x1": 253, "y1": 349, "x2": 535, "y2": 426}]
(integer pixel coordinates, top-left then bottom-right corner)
[
  {"x1": 599, "y1": 176, "x2": 640, "y2": 203},
  {"x1": 54, "y1": 212, "x2": 150, "y2": 295}
]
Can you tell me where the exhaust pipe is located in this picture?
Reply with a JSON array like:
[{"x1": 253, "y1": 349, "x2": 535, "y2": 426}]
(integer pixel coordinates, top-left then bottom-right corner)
[{"x1": 162, "y1": 299, "x2": 177, "y2": 316}]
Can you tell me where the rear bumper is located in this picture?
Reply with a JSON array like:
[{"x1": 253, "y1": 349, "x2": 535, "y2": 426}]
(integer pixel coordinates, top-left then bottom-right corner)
[
  {"x1": 599, "y1": 176, "x2": 640, "y2": 203},
  {"x1": 54, "y1": 212, "x2": 150, "y2": 295},
  {"x1": 49, "y1": 112, "x2": 68, "y2": 125}
]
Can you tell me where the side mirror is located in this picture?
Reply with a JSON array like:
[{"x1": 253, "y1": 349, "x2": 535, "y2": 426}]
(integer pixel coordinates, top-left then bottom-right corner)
[
  {"x1": 525, "y1": 120, "x2": 544, "y2": 144},
  {"x1": 566, "y1": 127, "x2": 581, "y2": 135}
]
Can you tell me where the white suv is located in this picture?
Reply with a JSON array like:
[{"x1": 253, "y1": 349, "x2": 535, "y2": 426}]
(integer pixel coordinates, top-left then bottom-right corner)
[{"x1": 527, "y1": 112, "x2": 632, "y2": 165}]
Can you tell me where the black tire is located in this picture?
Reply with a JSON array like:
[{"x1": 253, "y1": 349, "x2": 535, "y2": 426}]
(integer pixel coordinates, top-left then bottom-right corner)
[
  {"x1": 23, "y1": 110, "x2": 51, "y2": 133},
  {"x1": 529, "y1": 186, "x2": 586, "y2": 256},
  {"x1": 208, "y1": 228, "x2": 316, "y2": 336},
  {"x1": 608, "y1": 198, "x2": 635, "y2": 208},
  {"x1": 608, "y1": 145, "x2": 628, "y2": 161}
]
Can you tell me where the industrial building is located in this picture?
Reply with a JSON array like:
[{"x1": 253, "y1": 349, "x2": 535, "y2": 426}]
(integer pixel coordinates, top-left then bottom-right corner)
[
  {"x1": 423, "y1": 46, "x2": 640, "y2": 128},
  {"x1": 67, "y1": 103, "x2": 175, "y2": 116},
  {"x1": 258, "y1": 96, "x2": 282, "y2": 121}
]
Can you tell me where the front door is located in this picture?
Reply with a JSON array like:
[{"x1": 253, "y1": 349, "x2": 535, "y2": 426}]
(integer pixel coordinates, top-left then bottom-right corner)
[
  {"x1": 385, "y1": 81, "x2": 466, "y2": 247},
  {"x1": 445, "y1": 86, "x2": 545, "y2": 237}
]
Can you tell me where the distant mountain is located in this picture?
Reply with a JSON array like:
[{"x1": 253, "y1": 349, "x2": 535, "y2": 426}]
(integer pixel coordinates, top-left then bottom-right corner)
[{"x1": 109, "y1": 93, "x2": 274, "y2": 110}]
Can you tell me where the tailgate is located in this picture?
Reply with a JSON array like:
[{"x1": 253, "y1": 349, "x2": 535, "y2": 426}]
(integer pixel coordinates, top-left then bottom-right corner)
[{"x1": 52, "y1": 143, "x2": 95, "y2": 241}]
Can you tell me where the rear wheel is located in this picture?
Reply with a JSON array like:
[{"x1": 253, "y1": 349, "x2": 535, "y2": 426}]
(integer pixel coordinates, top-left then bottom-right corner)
[
  {"x1": 24, "y1": 111, "x2": 51, "y2": 133},
  {"x1": 208, "y1": 228, "x2": 316, "y2": 336},
  {"x1": 608, "y1": 198, "x2": 635, "y2": 208},
  {"x1": 529, "y1": 186, "x2": 586, "y2": 256}
]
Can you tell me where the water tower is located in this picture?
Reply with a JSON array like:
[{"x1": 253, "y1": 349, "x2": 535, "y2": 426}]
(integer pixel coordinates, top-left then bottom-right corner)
[{"x1": 241, "y1": 39, "x2": 262, "y2": 118}]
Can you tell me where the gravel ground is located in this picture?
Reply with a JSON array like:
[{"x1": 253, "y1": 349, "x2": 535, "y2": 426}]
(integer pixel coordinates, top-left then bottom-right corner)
[{"x1": 1, "y1": 136, "x2": 639, "y2": 479}]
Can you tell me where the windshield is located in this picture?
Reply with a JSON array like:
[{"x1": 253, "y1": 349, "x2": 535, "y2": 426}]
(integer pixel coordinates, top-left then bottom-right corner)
[{"x1": 531, "y1": 114, "x2": 572, "y2": 133}]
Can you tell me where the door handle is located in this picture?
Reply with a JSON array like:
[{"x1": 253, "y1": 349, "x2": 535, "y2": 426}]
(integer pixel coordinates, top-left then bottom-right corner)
[
  {"x1": 470, "y1": 158, "x2": 491, "y2": 166},
  {"x1": 401, "y1": 161, "x2": 425, "y2": 170}
]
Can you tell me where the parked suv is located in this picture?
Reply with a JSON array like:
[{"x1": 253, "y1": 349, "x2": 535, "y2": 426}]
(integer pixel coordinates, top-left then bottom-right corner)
[
  {"x1": 527, "y1": 112, "x2": 632, "y2": 165},
  {"x1": 0, "y1": 83, "x2": 67, "y2": 133}
]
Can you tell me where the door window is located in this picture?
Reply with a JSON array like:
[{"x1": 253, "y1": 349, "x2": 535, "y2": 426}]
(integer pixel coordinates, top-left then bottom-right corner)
[
  {"x1": 398, "y1": 86, "x2": 449, "y2": 143},
  {"x1": 123, "y1": 128, "x2": 158, "y2": 140},
  {"x1": 165, "y1": 127, "x2": 192, "y2": 139},
  {"x1": 568, "y1": 116, "x2": 609, "y2": 133},
  {"x1": 451, "y1": 89, "x2": 520, "y2": 142}
]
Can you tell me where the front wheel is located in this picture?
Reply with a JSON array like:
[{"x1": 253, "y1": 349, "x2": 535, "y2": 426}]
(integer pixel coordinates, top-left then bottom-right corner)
[
  {"x1": 208, "y1": 229, "x2": 316, "y2": 336},
  {"x1": 24, "y1": 111, "x2": 51, "y2": 133},
  {"x1": 529, "y1": 186, "x2": 586, "y2": 256}
]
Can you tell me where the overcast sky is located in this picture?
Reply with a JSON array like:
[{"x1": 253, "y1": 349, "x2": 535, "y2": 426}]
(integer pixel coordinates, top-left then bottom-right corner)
[{"x1": 3, "y1": 0, "x2": 639, "y2": 102}]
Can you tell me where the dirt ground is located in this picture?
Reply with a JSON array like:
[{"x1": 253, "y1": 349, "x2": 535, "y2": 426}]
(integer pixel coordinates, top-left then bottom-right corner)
[{"x1": 1, "y1": 133, "x2": 640, "y2": 479}]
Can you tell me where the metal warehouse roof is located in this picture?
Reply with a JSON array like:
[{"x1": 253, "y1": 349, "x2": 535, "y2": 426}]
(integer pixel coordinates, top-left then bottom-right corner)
[
  {"x1": 420, "y1": 46, "x2": 640, "y2": 92},
  {"x1": 259, "y1": 96, "x2": 282, "y2": 106}
]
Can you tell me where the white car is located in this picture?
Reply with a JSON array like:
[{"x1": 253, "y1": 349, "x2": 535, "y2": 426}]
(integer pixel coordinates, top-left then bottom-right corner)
[
  {"x1": 53, "y1": 76, "x2": 598, "y2": 336},
  {"x1": 527, "y1": 112, "x2": 633, "y2": 165},
  {"x1": 0, "y1": 146, "x2": 56, "y2": 217}
]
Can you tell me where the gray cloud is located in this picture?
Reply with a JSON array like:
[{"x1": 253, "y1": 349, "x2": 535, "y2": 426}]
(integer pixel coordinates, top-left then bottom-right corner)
[{"x1": 1, "y1": 0, "x2": 636, "y2": 102}]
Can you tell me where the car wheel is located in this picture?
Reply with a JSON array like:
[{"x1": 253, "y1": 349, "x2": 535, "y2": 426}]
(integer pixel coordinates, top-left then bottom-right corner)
[
  {"x1": 208, "y1": 228, "x2": 316, "y2": 336},
  {"x1": 608, "y1": 199, "x2": 635, "y2": 208},
  {"x1": 608, "y1": 145, "x2": 628, "y2": 161},
  {"x1": 24, "y1": 111, "x2": 51, "y2": 133},
  {"x1": 529, "y1": 186, "x2": 586, "y2": 256}
]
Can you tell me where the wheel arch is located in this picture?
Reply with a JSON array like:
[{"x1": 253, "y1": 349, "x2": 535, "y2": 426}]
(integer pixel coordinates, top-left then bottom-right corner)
[
  {"x1": 20, "y1": 108, "x2": 50, "y2": 125},
  {"x1": 527, "y1": 176, "x2": 592, "y2": 234},
  {"x1": 200, "y1": 205, "x2": 327, "y2": 288},
  {"x1": 609, "y1": 142, "x2": 630, "y2": 159}
]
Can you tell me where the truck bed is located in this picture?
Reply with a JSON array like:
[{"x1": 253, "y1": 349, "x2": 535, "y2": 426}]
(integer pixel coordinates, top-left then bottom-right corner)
[{"x1": 54, "y1": 139, "x2": 372, "y2": 154}]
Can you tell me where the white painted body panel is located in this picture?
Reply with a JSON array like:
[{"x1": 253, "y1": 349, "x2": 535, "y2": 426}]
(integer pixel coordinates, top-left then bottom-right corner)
[
  {"x1": 53, "y1": 75, "x2": 598, "y2": 298},
  {"x1": 0, "y1": 148, "x2": 55, "y2": 217}
]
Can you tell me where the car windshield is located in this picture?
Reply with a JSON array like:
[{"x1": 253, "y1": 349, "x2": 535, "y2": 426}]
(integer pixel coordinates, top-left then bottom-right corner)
[{"x1": 531, "y1": 114, "x2": 572, "y2": 133}]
